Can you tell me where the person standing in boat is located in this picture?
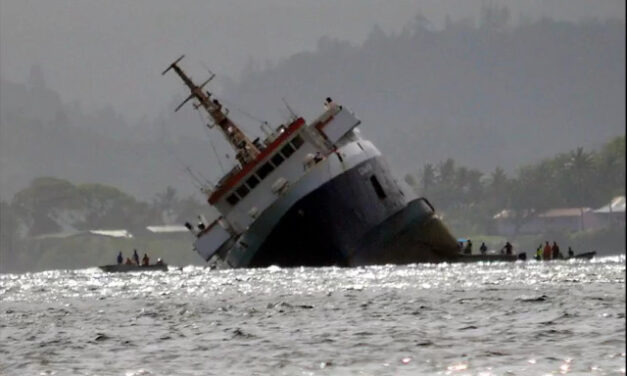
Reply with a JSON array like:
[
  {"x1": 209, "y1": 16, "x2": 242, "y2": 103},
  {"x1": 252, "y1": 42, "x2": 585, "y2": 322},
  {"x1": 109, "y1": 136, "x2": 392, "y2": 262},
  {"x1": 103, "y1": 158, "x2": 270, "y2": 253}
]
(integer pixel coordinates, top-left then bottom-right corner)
[
  {"x1": 133, "y1": 249, "x2": 140, "y2": 265},
  {"x1": 117, "y1": 251, "x2": 123, "y2": 265},
  {"x1": 535, "y1": 244, "x2": 543, "y2": 260},
  {"x1": 480, "y1": 242, "x2": 488, "y2": 255},
  {"x1": 464, "y1": 239, "x2": 473, "y2": 254},
  {"x1": 501, "y1": 241, "x2": 513, "y2": 255},
  {"x1": 568, "y1": 246, "x2": 575, "y2": 258},
  {"x1": 551, "y1": 241, "x2": 561, "y2": 259},
  {"x1": 324, "y1": 97, "x2": 338, "y2": 111},
  {"x1": 142, "y1": 253, "x2": 150, "y2": 266},
  {"x1": 543, "y1": 241, "x2": 552, "y2": 260}
]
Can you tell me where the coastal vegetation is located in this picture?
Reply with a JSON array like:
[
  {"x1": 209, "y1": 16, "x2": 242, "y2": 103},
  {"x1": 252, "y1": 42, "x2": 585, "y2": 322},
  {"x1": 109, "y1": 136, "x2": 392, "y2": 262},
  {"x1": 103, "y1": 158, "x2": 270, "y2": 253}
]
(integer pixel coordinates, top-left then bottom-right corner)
[
  {"x1": 405, "y1": 135, "x2": 625, "y2": 253},
  {"x1": 1, "y1": 7, "x2": 624, "y2": 272},
  {"x1": 1, "y1": 11, "x2": 624, "y2": 202},
  {"x1": 0, "y1": 183, "x2": 207, "y2": 272},
  {"x1": 1, "y1": 136, "x2": 623, "y2": 272}
]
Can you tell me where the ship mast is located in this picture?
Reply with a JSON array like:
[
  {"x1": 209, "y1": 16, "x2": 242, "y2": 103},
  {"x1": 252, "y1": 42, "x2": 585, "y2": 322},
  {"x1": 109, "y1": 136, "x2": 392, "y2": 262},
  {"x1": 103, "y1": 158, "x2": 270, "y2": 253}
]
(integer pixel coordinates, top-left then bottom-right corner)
[{"x1": 163, "y1": 55, "x2": 260, "y2": 166}]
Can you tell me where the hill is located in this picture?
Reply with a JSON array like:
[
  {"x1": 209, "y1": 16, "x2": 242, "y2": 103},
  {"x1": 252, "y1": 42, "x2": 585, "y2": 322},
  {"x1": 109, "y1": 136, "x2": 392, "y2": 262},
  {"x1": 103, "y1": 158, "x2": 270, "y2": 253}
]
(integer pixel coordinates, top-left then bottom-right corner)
[
  {"x1": 222, "y1": 16, "x2": 625, "y2": 177},
  {"x1": 1, "y1": 13, "x2": 624, "y2": 200}
]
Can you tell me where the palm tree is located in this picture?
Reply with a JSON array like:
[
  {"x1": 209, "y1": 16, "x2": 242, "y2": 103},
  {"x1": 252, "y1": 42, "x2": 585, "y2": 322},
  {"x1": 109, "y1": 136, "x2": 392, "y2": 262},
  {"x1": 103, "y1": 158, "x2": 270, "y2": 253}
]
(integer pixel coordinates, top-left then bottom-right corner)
[
  {"x1": 567, "y1": 147, "x2": 593, "y2": 231},
  {"x1": 421, "y1": 163, "x2": 436, "y2": 194}
]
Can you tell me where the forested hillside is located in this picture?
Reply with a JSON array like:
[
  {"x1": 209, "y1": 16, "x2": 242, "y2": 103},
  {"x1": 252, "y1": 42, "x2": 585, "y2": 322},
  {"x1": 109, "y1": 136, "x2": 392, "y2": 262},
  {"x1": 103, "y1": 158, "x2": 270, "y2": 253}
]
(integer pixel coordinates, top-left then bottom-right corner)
[
  {"x1": 0, "y1": 8, "x2": 624, "y2": 201},
  {"x1": 223, "y1": 13, "x2": 625, "y2": 177},
  {"x1": 0, "y1": 75, "x2": 231, "y2": 200}
]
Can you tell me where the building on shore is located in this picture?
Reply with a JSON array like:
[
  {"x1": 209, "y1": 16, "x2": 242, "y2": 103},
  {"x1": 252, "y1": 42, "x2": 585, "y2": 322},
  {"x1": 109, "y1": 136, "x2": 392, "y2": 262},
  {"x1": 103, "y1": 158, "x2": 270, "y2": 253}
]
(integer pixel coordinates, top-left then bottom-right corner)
[
  {"x1": 493, "y1": 207, "x2": 603, "y2": 236},
  {"x1": 594, "y1": 196, "x2": 626, "y2": 227}
]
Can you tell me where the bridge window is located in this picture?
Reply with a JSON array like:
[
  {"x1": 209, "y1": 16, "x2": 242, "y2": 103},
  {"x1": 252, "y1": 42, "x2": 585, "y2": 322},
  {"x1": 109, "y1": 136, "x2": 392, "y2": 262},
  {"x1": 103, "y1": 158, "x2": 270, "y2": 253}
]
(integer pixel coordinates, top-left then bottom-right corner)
[
  {"x1": 291, "y1": 135, "x2": 304, "y2": 149},
  {"x1": 281, "y1": 143, "x2": 295, "y2": 158},
  {"x1": 271, "y1": 153, "x2": 285, "y2": 167},
  {"x1": 246, "y1": 174, "x2": 260, "y2": 189},
  {"x1": 236, "y1": 184, "x2": 250, "y2": 198},
  {"x1": 257, "y1": 162, "x2": 274, "y2": 179},
  {"x1": 226, "y1": 194, "x2": 239, "y2": 206}
]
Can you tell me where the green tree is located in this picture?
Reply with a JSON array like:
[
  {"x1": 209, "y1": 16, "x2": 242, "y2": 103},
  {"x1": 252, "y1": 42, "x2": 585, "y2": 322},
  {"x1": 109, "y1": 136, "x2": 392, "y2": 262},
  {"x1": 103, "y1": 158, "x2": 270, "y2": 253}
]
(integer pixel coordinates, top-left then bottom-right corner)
[
  {"x1": 566, "y1": 147, "x2": 594, "y2": 230},
  {"x1": 11, "y1": 177, "x2": 77, "y2": 235},
  {"x1": 152, "y1": 186, "x2": 179, "y2": 223},
  {"x1": 175, "y1": 195, "x2": 205, "y2": 223},
  {"x1": 421, "y1": 163, "x2": 436, "y2": 195},
  {"x1": 0, "y1": 200, "x2": 21, "y2": 272},
  {"x1": 75, "y1": 183, "x2": 143, "y2": 230},
  {"x1": 595, "y1": 136, "x2": 626, "y2": 200}
]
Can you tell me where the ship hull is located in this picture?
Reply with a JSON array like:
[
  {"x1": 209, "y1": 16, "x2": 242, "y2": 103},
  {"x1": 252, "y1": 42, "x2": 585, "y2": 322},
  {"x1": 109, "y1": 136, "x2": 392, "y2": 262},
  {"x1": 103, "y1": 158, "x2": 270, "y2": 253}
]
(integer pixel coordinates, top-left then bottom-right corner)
[{"x1": 244, "y1": 157, "x2": 459, "y2": 267}]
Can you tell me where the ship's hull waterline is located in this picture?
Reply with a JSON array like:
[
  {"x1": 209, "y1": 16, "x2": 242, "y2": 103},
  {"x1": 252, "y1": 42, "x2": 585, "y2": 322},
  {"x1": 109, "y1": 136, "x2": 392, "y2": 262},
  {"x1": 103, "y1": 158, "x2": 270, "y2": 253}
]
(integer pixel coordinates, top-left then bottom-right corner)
[{"x1": 215, "y1": 156, "x2": 460, "y2": 268}]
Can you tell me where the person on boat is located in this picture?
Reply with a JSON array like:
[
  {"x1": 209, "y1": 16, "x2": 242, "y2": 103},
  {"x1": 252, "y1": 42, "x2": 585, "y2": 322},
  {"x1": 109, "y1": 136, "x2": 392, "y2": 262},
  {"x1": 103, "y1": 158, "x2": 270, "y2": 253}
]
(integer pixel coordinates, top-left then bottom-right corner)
[
  {"x1": 324, "y1": 97, "x2": 338, "y2": 111},
  {"x1": 501, "y1": 241, "x2": 513, "y2": 255},
  {"x1": 117, "y1": 251, "x2": 123, "y2": 265},
  {"x1": 142, "y1": 253, "x2": 150, "y2": 266},
  {"x1": 133, "y1": 249, "x2": 140, "y2": 265},
  {"x1": 568, "y1": 246, "x2": 575, "y2": 258},
  {"x1": 464, "y1": 239, "x2": 473, "y2": 254},
  {"x1": 480, "y1": 242, "x2": 488, "y2": 255},
  {"x1": 125, "y1": 257, "x2": 133, "y2": 265},
  {"x1": 313, "y1": 151, "x2": 323, "y2": 163},
  {"x1": 543, "y1": 241, "x2": 552, "y2": 260},
  {"x1": 535, "y1": 244, "x2": 543, "y2": 260},
  {"x1": 155, "y1": 258, "x2": 164, "y2": 266},
  {"x1": 552, "y1": 241, "x2": 561, "y2": 260}
]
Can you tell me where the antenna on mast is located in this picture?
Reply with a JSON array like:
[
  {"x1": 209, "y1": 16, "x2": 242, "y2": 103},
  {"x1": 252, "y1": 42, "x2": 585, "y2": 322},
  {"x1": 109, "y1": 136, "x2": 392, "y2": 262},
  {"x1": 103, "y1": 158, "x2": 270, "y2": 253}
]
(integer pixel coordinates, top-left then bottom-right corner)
[
  {"x1": 281, "y1": 97, "x2": 298, "y2": 121},
  {"x1": 163, "y1": 55, "x2": 260, "y2": 166}
]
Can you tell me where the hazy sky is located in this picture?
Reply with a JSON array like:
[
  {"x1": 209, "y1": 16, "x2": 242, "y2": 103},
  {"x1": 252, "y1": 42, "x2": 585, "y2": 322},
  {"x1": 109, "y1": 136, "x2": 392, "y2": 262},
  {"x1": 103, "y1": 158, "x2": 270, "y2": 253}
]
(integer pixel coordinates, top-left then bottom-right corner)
[{"x1": 1, "y1": 0, "x2": 624, "y2": 122}]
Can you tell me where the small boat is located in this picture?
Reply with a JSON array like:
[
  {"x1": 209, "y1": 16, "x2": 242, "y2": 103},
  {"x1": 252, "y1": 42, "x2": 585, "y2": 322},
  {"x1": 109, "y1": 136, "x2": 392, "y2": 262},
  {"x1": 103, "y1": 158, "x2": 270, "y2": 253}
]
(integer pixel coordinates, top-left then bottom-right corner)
[
  {"x1": 457, "y1": 253, "x2": 522, "y2": 263},
  {"x1": 569, "y1": 251, "x2": 596, "y2": 260},
  {"x1": 99, "y1": 264, "x2": 168, "y2": 272},
  {"x1": 532, "y1": 251, "x2": 597, "y2": 261}
]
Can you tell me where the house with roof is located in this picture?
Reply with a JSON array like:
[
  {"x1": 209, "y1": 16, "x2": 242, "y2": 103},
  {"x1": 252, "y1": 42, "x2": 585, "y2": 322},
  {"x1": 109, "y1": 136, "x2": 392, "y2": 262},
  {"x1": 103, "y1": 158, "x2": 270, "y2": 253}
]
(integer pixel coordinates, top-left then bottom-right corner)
[
  {"x1": 594, "y1": 196, "x2": 626, "y2": 227},
  {"x1": 492, "y1": 206, "x2": 604, "y2": 236},
  {"x1": 537, "y1": 208, "x2": 602, "y2": 232},
  {"x1": 492, "y1": 209, "x2": 539, "y2": 236}
]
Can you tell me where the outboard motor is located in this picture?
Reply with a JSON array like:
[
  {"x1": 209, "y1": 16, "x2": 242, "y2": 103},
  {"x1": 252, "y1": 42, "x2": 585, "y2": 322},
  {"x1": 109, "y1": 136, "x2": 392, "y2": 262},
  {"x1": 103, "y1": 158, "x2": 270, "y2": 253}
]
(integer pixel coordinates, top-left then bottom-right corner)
[{"x1": 518, "y1": 252, "x2": 527, "y2": 261}]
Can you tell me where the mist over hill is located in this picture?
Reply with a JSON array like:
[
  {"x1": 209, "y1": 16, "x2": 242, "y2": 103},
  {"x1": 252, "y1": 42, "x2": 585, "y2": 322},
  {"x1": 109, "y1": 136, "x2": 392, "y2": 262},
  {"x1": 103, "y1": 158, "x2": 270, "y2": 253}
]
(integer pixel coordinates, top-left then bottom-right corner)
[
  {"x1": 223, "y1": 14, "x2": 625, "y2": 178},
  {"x1": 0, "y1": 11, "x2": 624, "y2": 201},
  {"x1": 0, "y1": 73, "x2": 234, "y2": 201}
]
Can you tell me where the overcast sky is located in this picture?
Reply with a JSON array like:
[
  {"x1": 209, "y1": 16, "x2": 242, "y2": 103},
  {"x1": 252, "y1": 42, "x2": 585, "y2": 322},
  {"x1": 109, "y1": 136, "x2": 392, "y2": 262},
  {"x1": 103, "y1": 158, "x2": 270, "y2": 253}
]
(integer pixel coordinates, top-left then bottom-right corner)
[{"x1": 1, "y1": 0, "x2": 624, "y2": 122}]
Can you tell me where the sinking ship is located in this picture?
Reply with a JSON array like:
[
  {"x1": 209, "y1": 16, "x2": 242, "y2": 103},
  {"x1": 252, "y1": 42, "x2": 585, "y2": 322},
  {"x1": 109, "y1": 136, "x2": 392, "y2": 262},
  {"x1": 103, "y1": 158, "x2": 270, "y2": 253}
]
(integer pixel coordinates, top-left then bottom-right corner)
[{"x1": 164, "y1": 55, "x2": 460, "y2": 268}]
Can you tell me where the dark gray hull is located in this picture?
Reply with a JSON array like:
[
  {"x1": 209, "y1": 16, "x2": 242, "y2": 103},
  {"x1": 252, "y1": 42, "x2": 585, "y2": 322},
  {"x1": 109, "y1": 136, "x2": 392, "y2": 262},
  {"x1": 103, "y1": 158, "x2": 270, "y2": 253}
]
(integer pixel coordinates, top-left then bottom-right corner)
[
  {"x1": 246, "y1": 157, "x2": 460, "y2": 267},
  {"x1": 99, "y1": 264, "x2": 168, "y2": 272}
]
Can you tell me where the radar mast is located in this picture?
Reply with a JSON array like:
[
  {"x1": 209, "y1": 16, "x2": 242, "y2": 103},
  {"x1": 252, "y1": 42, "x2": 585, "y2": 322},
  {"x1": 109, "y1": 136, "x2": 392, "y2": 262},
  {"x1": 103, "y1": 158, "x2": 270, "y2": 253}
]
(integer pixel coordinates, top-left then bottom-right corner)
[{"x1": 163, "y1": 55, "x2": 260, "y2": 166}]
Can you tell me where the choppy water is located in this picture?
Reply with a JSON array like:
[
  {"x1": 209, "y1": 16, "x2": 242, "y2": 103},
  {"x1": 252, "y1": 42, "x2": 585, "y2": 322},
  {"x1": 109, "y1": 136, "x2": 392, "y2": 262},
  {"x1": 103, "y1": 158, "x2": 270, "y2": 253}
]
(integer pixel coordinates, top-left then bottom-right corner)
[{"x1": 1, "y1": 257, "x2": 625, "y2": 376}]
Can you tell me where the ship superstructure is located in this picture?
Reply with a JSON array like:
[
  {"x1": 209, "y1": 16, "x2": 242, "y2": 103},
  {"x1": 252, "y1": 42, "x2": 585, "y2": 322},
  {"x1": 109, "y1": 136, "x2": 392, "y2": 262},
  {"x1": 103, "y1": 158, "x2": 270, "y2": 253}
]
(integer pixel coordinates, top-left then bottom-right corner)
[{"x1": 164, "y1": 56, "x2": 459, "y2": 268}]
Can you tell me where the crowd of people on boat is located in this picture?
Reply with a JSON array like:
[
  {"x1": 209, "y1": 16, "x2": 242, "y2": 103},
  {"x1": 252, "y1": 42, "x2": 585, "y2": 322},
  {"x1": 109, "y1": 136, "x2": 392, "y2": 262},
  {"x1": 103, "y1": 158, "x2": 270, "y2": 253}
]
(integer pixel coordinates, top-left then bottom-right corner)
[
  {"x1": 116, "y1": 249, "x2": 164, "y2": 266},
  {"x1": 458, "y1": 239, "x2": 576, "y2": 260},
  {"x1": 534, "y1": 241, "x2": 575, "y2": 260}
]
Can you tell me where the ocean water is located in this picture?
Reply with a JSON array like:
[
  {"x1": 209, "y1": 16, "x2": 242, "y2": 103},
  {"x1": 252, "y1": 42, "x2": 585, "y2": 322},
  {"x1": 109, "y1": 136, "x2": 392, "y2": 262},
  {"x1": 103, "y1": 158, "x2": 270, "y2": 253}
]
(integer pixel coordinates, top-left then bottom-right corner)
[{"x1": 1, "y1": 256, "x2": 625, "y2": 376}]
